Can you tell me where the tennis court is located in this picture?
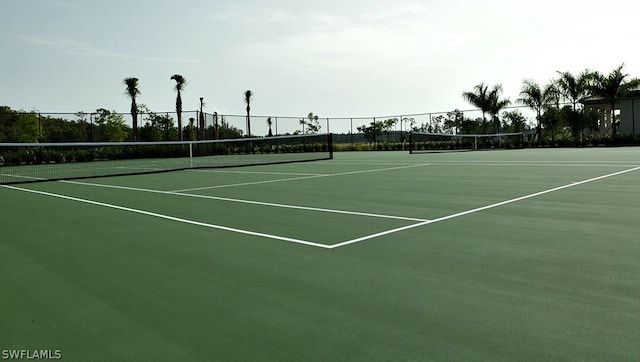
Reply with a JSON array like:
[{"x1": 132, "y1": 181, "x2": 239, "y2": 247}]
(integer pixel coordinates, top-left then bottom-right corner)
[{"x1": 1, "y1": 147, "x2": 639, "y2": 360}]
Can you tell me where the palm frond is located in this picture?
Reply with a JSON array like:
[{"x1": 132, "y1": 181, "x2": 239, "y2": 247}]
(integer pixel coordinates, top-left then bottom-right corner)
[
  {"x1": 488, "y1": 84, "x2": 510, "y2": 115},
  {"x1": 517, "y1": 79, "x2": 543, "y2": 109},
  {"x1": 171, "y1": 74, "x2": 186, "y2": 91},
  {"x1": 462, "y1": 82, "x2": 490, "y2": 110},
  {"x1": 123, "y1": 77, "x2": 140, "y2": 97},
  {"x1": 244, "y1": 90, "x2": 253, "y2": 104}
]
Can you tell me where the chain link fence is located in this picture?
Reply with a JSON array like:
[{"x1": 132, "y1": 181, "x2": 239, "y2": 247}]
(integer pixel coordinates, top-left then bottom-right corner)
[{"x1": 5, "y1": 104, "x2": 633, "y2": 147}]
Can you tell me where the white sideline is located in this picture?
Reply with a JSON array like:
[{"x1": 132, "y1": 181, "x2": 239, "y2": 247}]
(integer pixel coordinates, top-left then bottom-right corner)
[
  {"x1": 426, "y1": 162, "x2": 639, "y2": 167},
  {"x1": 1, "y1": 184, "x2": 333, "y2": 249},
  {"x1": 172, "y1": 163, "x2": 430, "y2": 192},
  {"x1": 328, "y1": 166, "x2": 640, "y2": 248}
]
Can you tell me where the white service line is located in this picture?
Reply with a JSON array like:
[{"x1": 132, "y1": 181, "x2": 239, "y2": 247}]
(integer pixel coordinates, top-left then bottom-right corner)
[
  {"x1": 187, "y1": 169, "x2": 327, "y2": 176},
  {"x1": 172, "y1": 174, "x2": 328, "y2": 192},
  {"x1": 172, "y1": 163, "x2": 431, "y2": 192},
  {"x1": 0, "y1": 174, "x2": 45, "y2": 181},
  {"x1": 1, "y1": 184, "x2": 332, "y2": 249},
  {"x1": 328, "y1": 166, "x2": 640, "y2": 248},
  {"x1": 61, "y1": 180, "x2": 429, "y2": 222}
]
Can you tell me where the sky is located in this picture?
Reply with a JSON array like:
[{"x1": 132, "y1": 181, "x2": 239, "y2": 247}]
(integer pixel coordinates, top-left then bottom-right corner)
[{"x1": 1, "y1": 0, "x2": 639, "y2": 133}]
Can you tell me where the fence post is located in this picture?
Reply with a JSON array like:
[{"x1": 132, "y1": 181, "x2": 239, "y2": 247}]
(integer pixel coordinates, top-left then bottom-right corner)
[
  {"x1": 632, "y1": 98, "x2": 636, "y2": 138},
  {"x1": 373, "y1": 117, "x2": 376, "y2": 145},
  {"x1": 350, "y1": 118, "x2": 353, "y2": 150}
]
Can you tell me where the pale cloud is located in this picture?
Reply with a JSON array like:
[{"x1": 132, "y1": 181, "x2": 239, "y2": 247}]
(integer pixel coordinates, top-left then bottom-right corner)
[
  {"x1": 360, "y1": 2, "x2": 431, "y2": 23},
  {"x1": 21, "y1": 36, "x2": 200, "y2": 63},
  {"x1": 41, "y1": 0, "x2": 77, "y2": 8},
  {"x1": 2, "y1": 0, "x2": 639, "y2": 117},
  {"x1": 310, "y1": 13, "x2": 352, "y2": 29},
  {"x1": 233, "y1": 9, "x2": 469, "y2": 71}
]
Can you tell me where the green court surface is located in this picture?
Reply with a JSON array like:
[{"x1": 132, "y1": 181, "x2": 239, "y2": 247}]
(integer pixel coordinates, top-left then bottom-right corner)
[{"x1": 1, "y1": 148, "x2": 639, "y2": 360}]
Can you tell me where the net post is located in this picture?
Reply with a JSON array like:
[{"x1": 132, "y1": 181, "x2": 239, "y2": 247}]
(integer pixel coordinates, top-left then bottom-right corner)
[
  {"x1": 474, "y1": 136, "x2": 478, "y2": 151},
  {"x1": 189, "y1": 142, "x2": 193, "y2": 168}
]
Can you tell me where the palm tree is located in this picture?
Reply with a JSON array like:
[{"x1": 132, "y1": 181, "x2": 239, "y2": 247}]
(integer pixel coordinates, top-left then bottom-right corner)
[
  {"x1": 555, "y1": 70, "x2": 593, "y2": 112},
  {"x1": 462, "y1": 83, "x2": 491, "y2": 133},
  {"x1": 589, "y1": 64, "x2": 640, "y2": 137},
  {"x1": 213, "y1": 111, "x2": 219, "y2": 139},
  {"x1": 555, "y1": 70, "x2": 594, "y2": 139},
  {"x1": 199, "y1": 97, "x2": 205, "y2": 139},
  {"x1": 267, "y1": 117, "x2": 273, "y2": 137},
  {"x1": 487, "y1": 84, "x2": 511, "y2": 134},
  {"x1": 244, "y1": 90, "x2": 253, "y2": 137},
  {"x1": 306, "y1": 112, "x2": 320, "y2": 134},
  {"x1": 188, "y1": 117, "x2": 196, "y2": 140},
  {"x1": 171, "y1": 74, "x2": 186, "y2": 140},
  {"x1": 123, "y1": 77, "x2": 140, "y2": 141},
  {"x1": 299, "y1": 118, "x2": 306, "y2": 134},
  {"x1": 517, "y1": 80, "x2": 557, "y2": 141}
]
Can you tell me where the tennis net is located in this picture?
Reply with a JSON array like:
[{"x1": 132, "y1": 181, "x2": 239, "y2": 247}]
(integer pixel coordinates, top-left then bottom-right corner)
[
  {"x1": 0, "y1": 133, "x2": 333, "y2": 184},
  {"x1": 409, "y1": 132, "x2": 524, "y2": 154}
]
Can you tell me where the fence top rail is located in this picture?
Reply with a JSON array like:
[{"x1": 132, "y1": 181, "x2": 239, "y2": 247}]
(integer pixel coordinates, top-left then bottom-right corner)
[
  {"x1": 2, "y1": 102, "x2": 575, "y2": 121},
  {"x1": 411, "y1": 132, "x2": 525, "y2": 138},
  {"x1": 0, "y1": 133, "x2": 332, "y2": 148}
]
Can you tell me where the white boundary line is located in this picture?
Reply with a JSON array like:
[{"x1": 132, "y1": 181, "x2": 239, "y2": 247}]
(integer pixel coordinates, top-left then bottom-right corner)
[
  {"x1": 328, "y1": 166, "x2": 640, "y2": 248},
  {"x1": 61, "y1": 180, "x2": 429, "y2": 222},
  {"x1": 1, "y1": 184, "x2": 333, "y2": 249},
  {"x1": 428, "y1": 163, "x2": 639, "y2": 167},
  {"x1": 172, "y1": 174, "x2": 329, "y2": 191},
  {"x1": 330, "y1": 163, "x2": 640, "y2": 168},
  {"x1": 328, "y1": 161, "x2": 640, "y2": 166},
  {"x1": 425, "y1": 160, "x2": 640, "y2": 164},
  {"x1": 187, "y1": 169, "x2": 327, "y2": 176},
  {"x1": 172, "y1": 163, "x2": 430, "y2": 192},
  {"x1": 0, "y1": 173, "x2": 45, "y2": 181},
  {"x1": 4, "y1": 165, "x2": 637, "y2": 250}
]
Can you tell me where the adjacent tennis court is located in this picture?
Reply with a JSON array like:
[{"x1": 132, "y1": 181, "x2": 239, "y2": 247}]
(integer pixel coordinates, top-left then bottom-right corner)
[{"x1": 1, "y1": 147, "x2": 639, "y2": 360}]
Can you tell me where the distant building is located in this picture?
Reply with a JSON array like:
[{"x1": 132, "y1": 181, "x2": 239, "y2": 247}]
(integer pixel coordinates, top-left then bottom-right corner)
[{"x1": 581, "y1": 89, "x2": 640, "y2": 137}]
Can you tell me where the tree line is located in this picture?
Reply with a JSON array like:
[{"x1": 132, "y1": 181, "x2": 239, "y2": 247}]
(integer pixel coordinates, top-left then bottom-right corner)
[
  {"x1": 0, "y1": 106, "x2": 243, "y2": 143},
  {"x1": 2, "y1": 65, "x2": 638, "y2": 145},
  {"x1": 461, "y1": 64, "x2": 640, "y2": 142}
]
